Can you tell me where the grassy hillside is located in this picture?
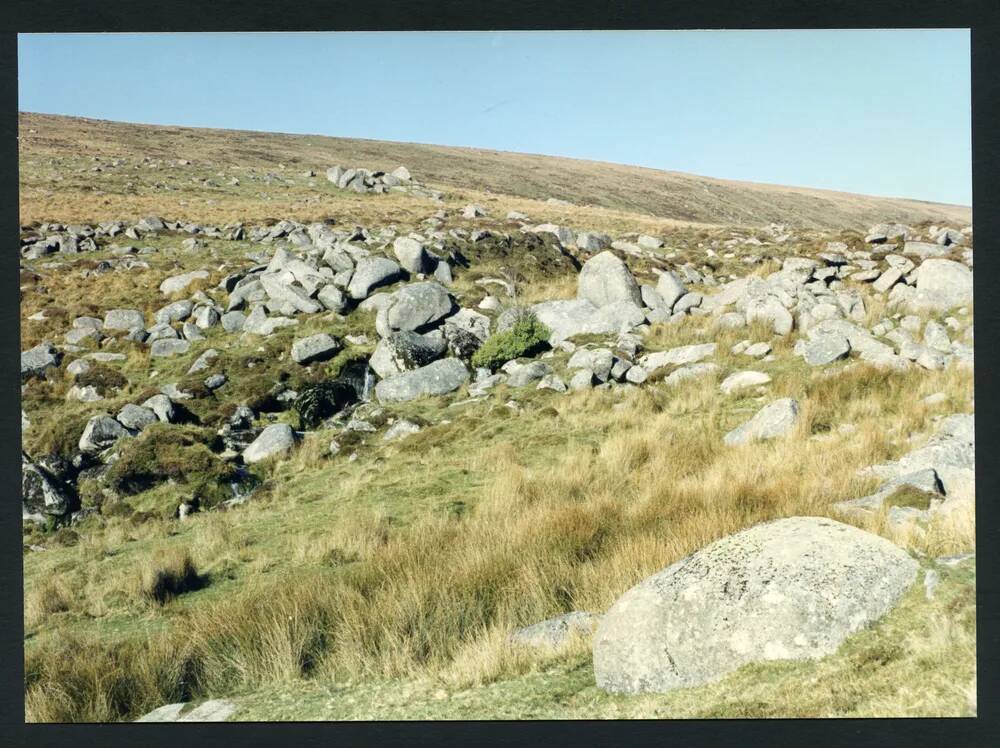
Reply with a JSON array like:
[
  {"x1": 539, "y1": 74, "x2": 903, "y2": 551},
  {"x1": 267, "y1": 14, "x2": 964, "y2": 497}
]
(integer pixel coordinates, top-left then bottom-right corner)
[
  {"x1": 19, "y1": 113, "x2": 975, "y2": 722},
  {"x1": 19, "y1": 112, "x2": 971, "y2": 229}
]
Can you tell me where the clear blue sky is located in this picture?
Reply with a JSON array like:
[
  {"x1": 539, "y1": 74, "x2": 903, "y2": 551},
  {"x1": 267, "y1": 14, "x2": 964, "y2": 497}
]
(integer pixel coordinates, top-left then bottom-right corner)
[{"x1": 18, "y1": 30, "x2": 971, "y2": 205}]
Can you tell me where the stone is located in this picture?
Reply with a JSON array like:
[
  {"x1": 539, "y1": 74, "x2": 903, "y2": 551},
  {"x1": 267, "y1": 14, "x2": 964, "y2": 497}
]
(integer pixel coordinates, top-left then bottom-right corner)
[
  {"x1": 375, "y1": 358, "x2": 469, "y2": 403},
  {"x1": 719, "y1": 370, "x2": 771, "y2": 394},
  {"x1": 22, "y1": 454, "x2": 73, "y2": 521},
  {"x1": 655, "y1": 271, "x2": 687, "y2": 310},
  {"x1": 537, "y1": 373, "x2": 567, "y2": 392},
  {"x1": 370, "y1": 331, "x2": 448, "y2": 379},
  {"x1": 159, "y1": 270, "x2": 209, "y2": 295},
  {"x1": 745, "y1": 296, "x2": 793, "y2": 336},
  {"x1": 530, "y1": 299, "x2": 644, "y2": 343},
  {"x1": 79, "y1": 414, "x2": 131, "y2": 454},
  {"x1": 204, "y1": 373, "x2": 227, "y2": 390},
  {"x1": 662, "y1": 363, "x2": 718, "y2": 387},
  {"x1": 103, "y1": 308, "x2": 145, "y2": 331},
  {"x1": 567, "y1": 348, "x2": 615, "y2": 382},
  {"x1": 506, "y1": 361, "x2": 553, "y2": 388},
  {"x1": 910, "y1": 258, "x2": 972, "y2": 311},
  {"x1": 347, "y1": 257, "x2": 405, "y2": 300},
  {"x1": 511, "y1": 612, "x2": 601, "y2": 649},
  {"x1": 569, "y1": 369, "x2": 595, "y2": 390},
  {"x1": 150, "y1": 338, "x2": 191, "y2": 358},
  {"x1": 638, "y1": 343, "x2": 716, "y2": 373},
  {"x1": 723, "y1": 398, "x2": 800, "y2": 446},
  {"x1": 221, "y1": 311, "x2": 246, "y2": 332},
  {"x1": 242, "y1": 423, "x2": 296, "y2": 464},
  {"x1": 577, "y1": 251, "x2": 642, "y2": 308},
  {"x1": 242, "y1": 306, "x2": 298, "y2": 336},
  {"x1": 21, "y1": 342, "x2": 61, "y2": 382},
  {"x1": 382, "y1": 282, "x2": 453, "y2": 334},
  {"x1": 801, "y1": 335, "x2": 850, "y2": 366},
  {"x1": 872, "y1": 267, "x2": 903, "y2": 294},
  {"x1": 575, "y1": 232, "x2": 612, "y2": 251},
  {"x1": 592, "y1": 517, "x2": 918, "y2": 693},
  {"x1": 142, "y1": 394, "x2": 176, "y2": 422},
  {"x1": 155, "y1": 300, "x2": 194, "y2": 325},
  {"x1": 393, "y1": 236, "x2": 434, "y2": 274},
  {"x1": 116, "y1": 404, "x2": 158, "y2": 431},
  {"x1": 291, "y1": 333, "x2": 342, "y2": 365},
  {"x1": 638, "y1": 235, "x2": 664, "y2": 249},
  {"x1": 383, "y1": 419, "x2": 422, "y2": 442},
  {"x1": 317, "y1": 284, "x2": 346, "y2": 313}
]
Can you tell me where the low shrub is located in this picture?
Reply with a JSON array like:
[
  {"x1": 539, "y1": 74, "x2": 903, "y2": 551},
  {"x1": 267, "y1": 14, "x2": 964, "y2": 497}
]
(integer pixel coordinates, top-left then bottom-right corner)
[
  {"x1": 471, "y1": 311, "x2": 549, "y2": 371},
  {"x1": 103, "y1": 424, "x2": 238, "y2": 505}
]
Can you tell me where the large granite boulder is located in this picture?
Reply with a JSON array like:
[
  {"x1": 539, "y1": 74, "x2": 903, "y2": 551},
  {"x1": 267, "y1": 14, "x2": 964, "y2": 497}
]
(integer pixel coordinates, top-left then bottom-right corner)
[{"x1": 593, "y1": 517, "x2": 918, "y2": 693}]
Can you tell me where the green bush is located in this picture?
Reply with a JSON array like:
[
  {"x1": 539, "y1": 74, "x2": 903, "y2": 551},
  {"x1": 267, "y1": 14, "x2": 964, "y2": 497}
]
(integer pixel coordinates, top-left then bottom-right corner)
[{"x1": 470, "y1": 312, "x2": 550, "y2": 371}]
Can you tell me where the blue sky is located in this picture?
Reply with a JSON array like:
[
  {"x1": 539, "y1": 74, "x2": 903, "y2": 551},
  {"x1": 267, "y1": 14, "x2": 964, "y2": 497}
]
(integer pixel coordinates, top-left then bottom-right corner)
[{"x1": 18, "y1": 30, "x2": 971, "y2": 205}]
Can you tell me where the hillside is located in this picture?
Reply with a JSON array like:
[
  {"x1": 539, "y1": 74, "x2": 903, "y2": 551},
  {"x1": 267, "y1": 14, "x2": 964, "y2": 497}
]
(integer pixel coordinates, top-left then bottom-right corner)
[
  {"x1": 19, "y1": 112, "x2": 971, "y2": 230},
  {"x1": 20, "y1": 112, "x2": 975, "y2": 722}
]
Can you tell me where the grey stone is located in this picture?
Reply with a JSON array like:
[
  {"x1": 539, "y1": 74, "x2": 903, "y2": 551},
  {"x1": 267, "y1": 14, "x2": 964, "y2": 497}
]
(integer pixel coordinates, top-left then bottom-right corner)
[
  {"x1": 662, "y1": 363, "x2": 718, "y2": 387},
  {"x1": 221, "y1": 311, "x2": 246, "y2": 332},
  {"x1": 568, "y1": 348, "x2": 615, "y2": 382},
  {"x1": 375, "y1": 358, "x2": 469, "y2": 403},
  {"x1": 317, "y1": 284, "x2": 346, "y2": 313},
  {"x1": 21, "y1": 342, "x2": 61, "y2": 382},
  {"x1": 593, "y1": 517, "x2": 918, "y2": 693},
  {"x1": 655, "y1": 271, "x2": 687, "y2": 310},
  {"x1": 347, "y1": 257, "x2": 406, "y2": 300},
  {"x1": 511, "y1": 612, "x2": 601, "y2": 649},
  {"x1": 802, "y1": 335, "x2": 850, "y2": 366},
  {"x1": 383, "y1": 282, "x2": 453, "y2": 333},
  {"x1": 393, "y1": 236, "x2": 435, "y2": 274},
  {"x1": 79, "y1": 414, "x2": 131, "y2": 454},
  {"x1": 291, "y1": 333, "x2": 342, "y2": 365},
  {"x1": 724, "y1": 398, "x2": 800, "y2": 446},
  {"x1": 150, "y1": 338, "x2": 191, "y2": 358},
  {"x1": 638, "y1": 343, "x2": 716, "y2": 373},
  {"x1": 577, "y1": 251, "x2": 642, "y2": 308},
  {"x1": 160, "y1": 270, "x2": 209, "y2": 295},
  {"x1": 719, "y1": 370, "x2": 771, "y2": 394},
  {"x1": 370, "y1": 331, "x2": 447, "y2": 379},
  {"x1": 116, "y1": 404, "x2": 158, "y2": 431},
  {"x1": 506, "y1": 361, "x2": 553, "y2": 387},
  {"x1": 142, "y1": 394, "x2": 176, "y2": 423},
  {"x1": 242, "y1": 423, "x2": 296, "y2": 464},
  {"x1": 103, "y1": 309, "x2": 145, "y2": 331}
]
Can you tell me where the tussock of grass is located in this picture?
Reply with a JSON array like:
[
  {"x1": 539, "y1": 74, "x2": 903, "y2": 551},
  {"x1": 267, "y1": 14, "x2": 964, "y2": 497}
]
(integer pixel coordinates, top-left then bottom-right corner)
[{"x1": 136, "y1": 550, "x2": 204, "y2": 605}]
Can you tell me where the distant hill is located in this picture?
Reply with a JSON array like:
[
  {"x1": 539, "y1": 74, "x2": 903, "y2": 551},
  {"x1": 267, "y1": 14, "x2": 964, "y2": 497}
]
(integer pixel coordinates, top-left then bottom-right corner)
[{"x1": 18, "y1": 112, "x2": 971, "y2": 229}]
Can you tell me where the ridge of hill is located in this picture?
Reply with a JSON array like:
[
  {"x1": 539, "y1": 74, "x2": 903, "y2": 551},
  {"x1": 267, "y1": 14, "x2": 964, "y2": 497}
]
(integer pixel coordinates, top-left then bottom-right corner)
[{"x1": 18, "y1": 112, "x2": 971, "y2": 229}]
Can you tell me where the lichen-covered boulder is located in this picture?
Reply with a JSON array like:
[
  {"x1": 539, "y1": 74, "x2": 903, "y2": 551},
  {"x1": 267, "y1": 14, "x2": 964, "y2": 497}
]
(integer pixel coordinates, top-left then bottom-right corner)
[{"x1": 593, "y1": 517, "x2": 919, "y2": 694}]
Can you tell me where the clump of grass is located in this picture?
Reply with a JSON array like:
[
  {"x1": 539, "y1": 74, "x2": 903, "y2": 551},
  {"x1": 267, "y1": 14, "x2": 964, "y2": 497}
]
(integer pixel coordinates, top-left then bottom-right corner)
[
  {"x1": 884, "y1": 485, "x2": 937, "y2": 511},
  {"x1": 471, "y1": 311, "x2": 549, "y2": 371},
  {"x1": 24, "y1": 578, "x2": 75, "y2": 628},
  {"x1": 136, "y1": 550, "x2": 204, "y2": 605}
]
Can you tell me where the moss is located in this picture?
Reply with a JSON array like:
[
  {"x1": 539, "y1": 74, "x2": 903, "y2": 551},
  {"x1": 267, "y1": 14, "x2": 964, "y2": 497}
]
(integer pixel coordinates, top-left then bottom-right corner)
[
  {"x1": 884, "y1": 485, "x2": 936, "y2": 511},
  {"x1": 471, "y1": 312, "x2": 550, "y2": 371}
]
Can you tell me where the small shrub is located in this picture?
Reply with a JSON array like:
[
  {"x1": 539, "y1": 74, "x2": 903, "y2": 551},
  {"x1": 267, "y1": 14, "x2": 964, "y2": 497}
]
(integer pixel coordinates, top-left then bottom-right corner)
[
  {"x1": 471, "y1": 312, "x2": 550, "y2": 371},
  {"x1": 104, "y1": 424, "x2": 238, "y2": 505},
  {"x1": 75, "y1": 364, "x2": 128, "y2": 396}
]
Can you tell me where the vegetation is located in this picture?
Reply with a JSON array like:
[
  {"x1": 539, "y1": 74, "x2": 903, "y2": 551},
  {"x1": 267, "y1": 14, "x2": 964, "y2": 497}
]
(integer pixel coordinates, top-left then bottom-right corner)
[{"x1": 471, "y1": 312, "x2": 550, "y2": 371}]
